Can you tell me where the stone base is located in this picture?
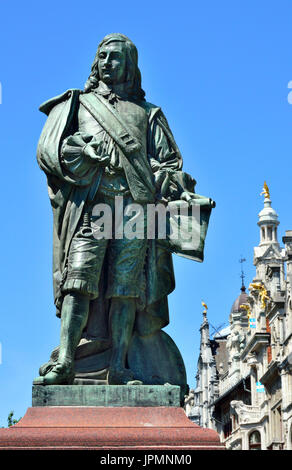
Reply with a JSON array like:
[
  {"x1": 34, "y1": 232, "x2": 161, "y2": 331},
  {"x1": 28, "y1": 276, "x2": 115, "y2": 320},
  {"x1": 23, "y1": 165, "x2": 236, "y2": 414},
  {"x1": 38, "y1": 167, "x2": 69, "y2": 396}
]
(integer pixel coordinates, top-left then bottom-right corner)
[
  {"x1": 32, "y1": 384, "x2": 181, "y2": 407},
  {"x1": 0, "y1": 406, "x2": 224, "y2": 450},
  {"x1": 0, "y1": 385, "x2": 224, "y2": 450}
]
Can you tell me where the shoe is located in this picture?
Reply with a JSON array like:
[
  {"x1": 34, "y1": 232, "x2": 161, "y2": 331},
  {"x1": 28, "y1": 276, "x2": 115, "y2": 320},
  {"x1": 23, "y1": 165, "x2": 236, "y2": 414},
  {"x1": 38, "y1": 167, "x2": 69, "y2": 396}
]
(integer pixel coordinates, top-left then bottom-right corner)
[{"x1": 33, "y1": 363, "x2": 75, "y2": 385}]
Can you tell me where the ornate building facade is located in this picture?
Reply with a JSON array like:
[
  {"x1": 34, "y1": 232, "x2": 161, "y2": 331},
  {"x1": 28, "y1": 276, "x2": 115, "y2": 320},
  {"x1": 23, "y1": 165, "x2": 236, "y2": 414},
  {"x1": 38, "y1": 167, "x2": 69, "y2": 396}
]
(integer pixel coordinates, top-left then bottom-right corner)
[{"x1": 186, "y1": 185, "x2": 292, "y2": 450}]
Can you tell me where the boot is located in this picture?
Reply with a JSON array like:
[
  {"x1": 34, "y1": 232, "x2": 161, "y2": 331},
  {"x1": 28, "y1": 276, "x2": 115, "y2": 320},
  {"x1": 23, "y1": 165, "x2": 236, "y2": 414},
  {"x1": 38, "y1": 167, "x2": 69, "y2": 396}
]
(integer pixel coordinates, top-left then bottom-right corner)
[{"x1": 33, "y1": 293, "x2": 90, "y2": 385}]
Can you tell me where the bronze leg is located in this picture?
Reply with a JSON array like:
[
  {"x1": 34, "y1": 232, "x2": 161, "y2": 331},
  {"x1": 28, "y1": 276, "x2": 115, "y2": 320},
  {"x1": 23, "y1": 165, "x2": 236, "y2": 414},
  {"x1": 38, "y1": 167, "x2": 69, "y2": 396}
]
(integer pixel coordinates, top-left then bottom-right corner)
[
  {"x1": 41, "y1": 293, "x2": 90, "y2": 385},
  {"x1": 107, "y1": 297, "x2": 136, "y2": 384}
]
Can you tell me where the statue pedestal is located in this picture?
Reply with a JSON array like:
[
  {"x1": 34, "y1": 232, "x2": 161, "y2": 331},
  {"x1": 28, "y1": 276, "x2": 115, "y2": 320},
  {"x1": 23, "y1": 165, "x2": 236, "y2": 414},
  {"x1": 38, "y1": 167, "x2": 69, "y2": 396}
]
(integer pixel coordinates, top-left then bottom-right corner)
[{"x1": 0, "y1": 386, "x2": 224, "y2": 450}]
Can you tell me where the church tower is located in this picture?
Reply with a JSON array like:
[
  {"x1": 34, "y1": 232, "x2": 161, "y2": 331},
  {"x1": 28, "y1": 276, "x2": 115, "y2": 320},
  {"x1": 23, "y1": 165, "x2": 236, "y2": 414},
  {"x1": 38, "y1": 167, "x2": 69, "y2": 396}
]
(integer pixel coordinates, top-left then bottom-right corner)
[
  {"x1": 189, "y1": 303, "x2": 218, "y2": 427},
  {"x1": 253, "y1": 182, "x2": 285, "y2": 295}
]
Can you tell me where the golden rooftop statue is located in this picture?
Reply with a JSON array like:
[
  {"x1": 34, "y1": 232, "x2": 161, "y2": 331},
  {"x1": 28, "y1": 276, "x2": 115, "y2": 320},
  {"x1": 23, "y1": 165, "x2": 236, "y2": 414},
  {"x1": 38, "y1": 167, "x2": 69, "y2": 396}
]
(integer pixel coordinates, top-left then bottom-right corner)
[
  {"x1": 202, "y1": 301, "x2": 208, "y2": 315},
  {"x1": 249, "y1": 282, "x2": 270, "y2": 310},
  {"x1": 260, "y1": 181, "x2": 270, "y2": 199},
  {"x1": 240, "y1": 303, "x2": 252, "y2": 319}
]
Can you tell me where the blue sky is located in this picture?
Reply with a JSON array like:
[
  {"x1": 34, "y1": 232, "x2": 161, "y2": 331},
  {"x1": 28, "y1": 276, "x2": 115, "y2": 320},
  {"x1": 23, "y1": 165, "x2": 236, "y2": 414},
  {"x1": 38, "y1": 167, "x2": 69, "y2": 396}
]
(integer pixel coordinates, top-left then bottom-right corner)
[{"x1": 0, "y1": 0, "x2": 291, "y2": 424}]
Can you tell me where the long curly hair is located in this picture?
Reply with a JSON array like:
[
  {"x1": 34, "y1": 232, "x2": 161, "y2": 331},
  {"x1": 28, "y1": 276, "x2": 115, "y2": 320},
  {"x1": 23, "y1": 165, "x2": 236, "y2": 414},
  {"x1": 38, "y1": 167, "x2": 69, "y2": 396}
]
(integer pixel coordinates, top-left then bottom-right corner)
[{"x1": 84, "y1": 33, "x2": 145, "y2": 101}]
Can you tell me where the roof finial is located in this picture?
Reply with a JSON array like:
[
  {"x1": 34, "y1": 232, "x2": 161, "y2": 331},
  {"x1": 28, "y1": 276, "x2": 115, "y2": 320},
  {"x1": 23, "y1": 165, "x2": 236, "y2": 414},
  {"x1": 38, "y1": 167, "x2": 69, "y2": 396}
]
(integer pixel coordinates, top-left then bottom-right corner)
[
  {"x1": 260, "y1": 181, "x2": 270, "y2": 200},
  {"x1": 239, "y1": 256, "x2": 246, "y2": 291}
]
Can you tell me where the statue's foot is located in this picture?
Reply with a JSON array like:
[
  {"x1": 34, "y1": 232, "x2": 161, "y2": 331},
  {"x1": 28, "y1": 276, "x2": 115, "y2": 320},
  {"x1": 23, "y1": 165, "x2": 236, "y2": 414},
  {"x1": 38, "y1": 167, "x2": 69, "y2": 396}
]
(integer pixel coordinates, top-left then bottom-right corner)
[
  {"x1": 33, "y1": 362, "x2": 75, "y2": 385},
  {"x1": 107, "y1": 367, "x2": 141, "y2": 385},
  {"x1": 127, "y1": 380, "x2": 144, "y2": 385}
]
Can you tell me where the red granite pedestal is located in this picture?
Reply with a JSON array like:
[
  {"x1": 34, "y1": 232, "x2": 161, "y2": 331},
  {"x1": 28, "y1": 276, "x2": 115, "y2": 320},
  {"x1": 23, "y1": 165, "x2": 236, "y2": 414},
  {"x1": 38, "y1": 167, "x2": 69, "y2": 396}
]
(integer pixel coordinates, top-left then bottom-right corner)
[{"x1": 0, "y1": 406, "x2": 224, "y2": 450}]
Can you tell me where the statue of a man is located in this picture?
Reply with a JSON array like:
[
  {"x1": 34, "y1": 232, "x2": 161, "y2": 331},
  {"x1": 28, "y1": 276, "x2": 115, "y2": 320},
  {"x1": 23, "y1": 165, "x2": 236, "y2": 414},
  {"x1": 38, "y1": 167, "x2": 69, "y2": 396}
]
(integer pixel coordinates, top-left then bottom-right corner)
[{"x1": 35, "y1": 33, "x2": 214, "y2": 390}]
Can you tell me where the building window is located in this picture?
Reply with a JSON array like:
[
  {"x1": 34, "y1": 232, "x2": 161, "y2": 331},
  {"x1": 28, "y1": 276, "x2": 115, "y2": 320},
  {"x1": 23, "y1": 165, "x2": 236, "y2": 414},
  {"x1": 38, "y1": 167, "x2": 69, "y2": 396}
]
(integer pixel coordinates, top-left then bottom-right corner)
[
  {"x1": 223, "y1": 412, "x2": 232, "y2": 439},
  {"x1": 266, "y1": 318, "x2": 272, "y2": 363},
  {"x1": 275, "y1": 406, "x2": 283, "y2": 442},
  {"x1": 249, "y1": 430, "x2": 261, "y2": 450}
]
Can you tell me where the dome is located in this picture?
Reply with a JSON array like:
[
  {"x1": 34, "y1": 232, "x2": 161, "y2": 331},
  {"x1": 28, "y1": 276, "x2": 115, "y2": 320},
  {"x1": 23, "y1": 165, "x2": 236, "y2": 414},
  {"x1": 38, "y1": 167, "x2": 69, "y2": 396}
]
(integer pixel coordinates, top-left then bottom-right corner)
[
  {"x1": 258, "y1": 198, "x2": 279, "y2": 226},
  {"x1": 230, "y1": 286, "x2": 249, "y2": 314}
]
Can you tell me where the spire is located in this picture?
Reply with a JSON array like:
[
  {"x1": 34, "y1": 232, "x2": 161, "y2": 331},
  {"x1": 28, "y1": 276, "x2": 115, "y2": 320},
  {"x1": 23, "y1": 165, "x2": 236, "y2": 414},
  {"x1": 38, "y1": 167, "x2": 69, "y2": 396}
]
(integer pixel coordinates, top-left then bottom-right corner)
[
  {"x1": 200, "y1": 301, "x2": 210, "y2": 347},
  {"x1": 258, "y1": 182, "x2": 279, "y2": 246}
]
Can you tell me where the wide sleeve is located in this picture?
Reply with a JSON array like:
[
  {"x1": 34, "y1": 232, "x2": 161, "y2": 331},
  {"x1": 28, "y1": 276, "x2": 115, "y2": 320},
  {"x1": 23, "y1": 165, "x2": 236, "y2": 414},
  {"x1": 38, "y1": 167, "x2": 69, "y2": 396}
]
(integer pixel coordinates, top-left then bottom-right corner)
[
  {"x1": 60, "y1": 132, "x2": 100, "y2": 179},
  {"x1": 148, "y1": 109, "x2": 183, "y2": 172},
  {"x1": 147, "y1": 110, "x2": 196, "y2": 200}
]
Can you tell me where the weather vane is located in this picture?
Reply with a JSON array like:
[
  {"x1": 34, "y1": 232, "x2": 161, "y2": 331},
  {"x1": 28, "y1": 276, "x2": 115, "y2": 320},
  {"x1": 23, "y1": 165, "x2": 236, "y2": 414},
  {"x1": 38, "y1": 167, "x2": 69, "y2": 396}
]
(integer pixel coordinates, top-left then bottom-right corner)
[{"x1": 239, "y1": 256, "x2": 246, "y2": 289}]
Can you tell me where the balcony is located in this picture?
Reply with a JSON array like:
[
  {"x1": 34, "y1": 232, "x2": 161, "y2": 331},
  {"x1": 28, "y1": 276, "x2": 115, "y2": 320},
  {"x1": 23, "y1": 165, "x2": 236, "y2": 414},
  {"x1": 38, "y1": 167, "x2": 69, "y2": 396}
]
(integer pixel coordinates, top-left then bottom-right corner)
[{"x1": 241, "y1": 332, "x2": 270, "y2": 360}]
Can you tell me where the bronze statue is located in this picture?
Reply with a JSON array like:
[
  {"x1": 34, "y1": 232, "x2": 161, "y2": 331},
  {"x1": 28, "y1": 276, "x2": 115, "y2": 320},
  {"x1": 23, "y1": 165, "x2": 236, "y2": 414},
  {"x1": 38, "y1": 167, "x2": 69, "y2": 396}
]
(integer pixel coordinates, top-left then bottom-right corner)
[{"x1": 34, "y1": 34, "x2": 214, "y2": 396}]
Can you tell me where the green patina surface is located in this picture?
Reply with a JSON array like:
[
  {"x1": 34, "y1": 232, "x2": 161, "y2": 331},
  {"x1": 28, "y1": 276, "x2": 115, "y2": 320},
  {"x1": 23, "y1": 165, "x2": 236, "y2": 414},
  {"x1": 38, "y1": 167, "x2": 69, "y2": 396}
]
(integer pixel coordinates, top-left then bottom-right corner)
[
  {"x1": 34, "y1": 33, "x2": 214, "y2": 394},
  {"x1": 32, "y1": 385, "x2": 181, "y2": 407}
]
